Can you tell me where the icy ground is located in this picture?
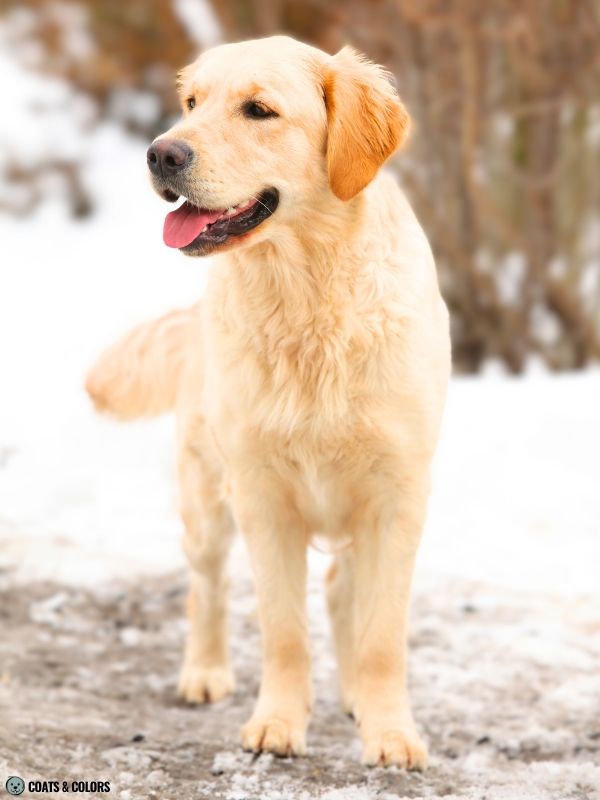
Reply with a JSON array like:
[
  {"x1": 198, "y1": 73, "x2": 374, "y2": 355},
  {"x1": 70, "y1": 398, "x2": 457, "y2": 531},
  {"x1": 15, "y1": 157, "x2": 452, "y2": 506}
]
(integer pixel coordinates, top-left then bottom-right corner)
[{"x1": 1, "y1": 123, "x2": 599, "y2": 799}]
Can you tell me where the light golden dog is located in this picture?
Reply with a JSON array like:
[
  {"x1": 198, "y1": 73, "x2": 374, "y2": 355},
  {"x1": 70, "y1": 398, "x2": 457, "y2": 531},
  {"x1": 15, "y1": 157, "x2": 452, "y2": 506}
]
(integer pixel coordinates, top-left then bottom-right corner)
[{"x1": 86, "y1": 35, "x2": 451, "y2": 770}]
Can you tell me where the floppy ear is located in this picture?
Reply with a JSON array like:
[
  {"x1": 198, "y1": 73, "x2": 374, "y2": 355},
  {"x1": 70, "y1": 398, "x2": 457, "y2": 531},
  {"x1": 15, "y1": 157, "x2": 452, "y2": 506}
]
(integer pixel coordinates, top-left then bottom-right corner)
[{"x1": 323, "y1": 47, "x2": 410, "y2": 201}]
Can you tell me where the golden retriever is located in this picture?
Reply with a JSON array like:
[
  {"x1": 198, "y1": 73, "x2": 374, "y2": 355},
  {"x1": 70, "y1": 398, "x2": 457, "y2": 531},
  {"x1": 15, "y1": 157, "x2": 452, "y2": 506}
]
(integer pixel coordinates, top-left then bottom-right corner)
[{"x1": 86, "y1": 35, "x2": 451, "y2": 770}]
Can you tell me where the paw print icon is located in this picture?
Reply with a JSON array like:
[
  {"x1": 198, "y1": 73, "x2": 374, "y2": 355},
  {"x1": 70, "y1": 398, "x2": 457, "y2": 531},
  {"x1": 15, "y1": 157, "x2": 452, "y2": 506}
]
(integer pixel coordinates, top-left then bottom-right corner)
[{"x1": 5, "y1": 776, "x2": 25, "y2": 796}]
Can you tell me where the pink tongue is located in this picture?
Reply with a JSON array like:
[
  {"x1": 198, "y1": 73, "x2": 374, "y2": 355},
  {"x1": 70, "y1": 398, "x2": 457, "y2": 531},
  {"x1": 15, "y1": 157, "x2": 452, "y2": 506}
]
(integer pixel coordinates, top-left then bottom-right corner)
[{"x1": 163, "y1": 202, "x2": 224, "y2": 248}]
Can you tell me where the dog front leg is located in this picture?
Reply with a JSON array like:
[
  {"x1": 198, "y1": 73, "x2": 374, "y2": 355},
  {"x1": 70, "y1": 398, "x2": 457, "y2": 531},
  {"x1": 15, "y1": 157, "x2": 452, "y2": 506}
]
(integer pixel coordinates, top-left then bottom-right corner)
[
  {"x1": 232, "y1": 468, "x2": 311, "y2": 757},
  {"x1": 351, "y1": 474, "x2": 429, "y2": 770}
]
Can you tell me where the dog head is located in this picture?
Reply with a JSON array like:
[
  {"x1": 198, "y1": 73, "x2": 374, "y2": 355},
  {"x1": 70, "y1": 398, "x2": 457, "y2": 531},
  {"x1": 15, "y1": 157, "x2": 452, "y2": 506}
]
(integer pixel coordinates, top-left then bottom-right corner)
[{"x1": 148, "y1": 36, "x2": 410, "y2": 256}]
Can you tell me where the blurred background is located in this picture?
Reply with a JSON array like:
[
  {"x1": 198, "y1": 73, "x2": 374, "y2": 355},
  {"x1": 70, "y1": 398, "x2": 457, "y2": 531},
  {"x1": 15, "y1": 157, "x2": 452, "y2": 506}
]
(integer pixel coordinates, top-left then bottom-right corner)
[{"x1": 1, "y1": 3, "x2": 599, "y2": 798}]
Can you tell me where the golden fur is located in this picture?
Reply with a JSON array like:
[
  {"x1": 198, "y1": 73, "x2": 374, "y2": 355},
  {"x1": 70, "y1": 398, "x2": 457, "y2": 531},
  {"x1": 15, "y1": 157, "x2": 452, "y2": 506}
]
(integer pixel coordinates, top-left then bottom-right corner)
[{"x1": 86, "y1": 36, "x2": 451, "y2": 770}]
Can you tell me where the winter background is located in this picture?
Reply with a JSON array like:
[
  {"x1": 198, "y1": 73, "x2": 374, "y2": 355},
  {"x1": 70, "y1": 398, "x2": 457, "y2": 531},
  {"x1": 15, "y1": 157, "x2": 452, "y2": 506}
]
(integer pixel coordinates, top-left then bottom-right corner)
[{"x1": 0, "y1": 2, "x2": 599, "y2": 799}]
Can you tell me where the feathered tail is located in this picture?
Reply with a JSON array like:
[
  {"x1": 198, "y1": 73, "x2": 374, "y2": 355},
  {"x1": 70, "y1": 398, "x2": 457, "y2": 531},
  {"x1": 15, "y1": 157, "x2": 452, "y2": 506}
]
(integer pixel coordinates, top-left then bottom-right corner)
[{"x1": 85, "y1": 305, "x2": 197, "y2": 420}]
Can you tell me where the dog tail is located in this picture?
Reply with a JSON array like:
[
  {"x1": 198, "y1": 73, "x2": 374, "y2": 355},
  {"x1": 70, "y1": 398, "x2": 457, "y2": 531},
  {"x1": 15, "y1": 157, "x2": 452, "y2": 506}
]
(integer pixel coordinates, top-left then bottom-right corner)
[{"x1": 85, "y1": 305, "x2": 197, "y2": 420}]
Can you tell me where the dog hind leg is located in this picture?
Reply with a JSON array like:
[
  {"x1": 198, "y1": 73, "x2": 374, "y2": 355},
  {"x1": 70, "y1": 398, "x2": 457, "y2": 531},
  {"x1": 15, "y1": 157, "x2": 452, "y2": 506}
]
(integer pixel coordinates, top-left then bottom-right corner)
[
  {"x1": 177, "y1": 413, "x2": 236, "y2": 703},
  {"x1": 326, "y1": 549, "x2": 356, "y2": 715}
]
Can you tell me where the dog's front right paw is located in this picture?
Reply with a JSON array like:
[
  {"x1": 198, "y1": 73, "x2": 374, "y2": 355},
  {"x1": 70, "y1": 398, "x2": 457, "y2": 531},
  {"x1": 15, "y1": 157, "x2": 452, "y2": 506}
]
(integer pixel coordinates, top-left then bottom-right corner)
[
  {"x1": 241, "y1": 714, "x2": 307, "y2": 757},
  {"x1": 178, "y1": 663, "x2": 235, "y2": 703}
]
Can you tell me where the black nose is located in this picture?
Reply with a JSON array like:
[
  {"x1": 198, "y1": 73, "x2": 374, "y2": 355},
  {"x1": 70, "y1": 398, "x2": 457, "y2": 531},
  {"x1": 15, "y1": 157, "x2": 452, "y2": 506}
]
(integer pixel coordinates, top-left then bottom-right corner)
[{"x1": 147, "y1": 139, "x2": 192, "y2": 177}]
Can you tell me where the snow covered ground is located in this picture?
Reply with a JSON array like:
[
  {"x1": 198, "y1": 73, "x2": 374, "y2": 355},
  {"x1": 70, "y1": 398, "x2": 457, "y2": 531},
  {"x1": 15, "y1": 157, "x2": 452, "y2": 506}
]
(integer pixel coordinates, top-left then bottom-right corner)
[{"x1": 1, "y1": 105, "x2": 600, "y2": 799}]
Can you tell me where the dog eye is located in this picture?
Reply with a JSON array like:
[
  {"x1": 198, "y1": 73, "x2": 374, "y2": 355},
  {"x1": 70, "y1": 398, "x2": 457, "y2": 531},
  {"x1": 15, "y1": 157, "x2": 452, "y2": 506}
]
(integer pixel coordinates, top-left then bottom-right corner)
[
  {"x1": 243, "y1": 101, "x2": 278, "y2": 119},
  {"x1": 186, "y1": 97, "x2": 196, "y2": 111}
]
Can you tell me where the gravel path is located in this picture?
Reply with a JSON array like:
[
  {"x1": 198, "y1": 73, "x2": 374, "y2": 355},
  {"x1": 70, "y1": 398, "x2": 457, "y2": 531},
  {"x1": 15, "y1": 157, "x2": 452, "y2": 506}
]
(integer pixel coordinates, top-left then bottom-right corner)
[{"x1": 1, "y1": 568, "x2": 599, "y2": 800}]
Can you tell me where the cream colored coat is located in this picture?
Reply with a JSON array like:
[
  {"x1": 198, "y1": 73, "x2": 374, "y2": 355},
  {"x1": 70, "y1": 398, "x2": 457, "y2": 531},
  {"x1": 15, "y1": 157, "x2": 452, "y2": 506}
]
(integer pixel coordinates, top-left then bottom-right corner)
[{"x1": 86, "y1": 36, "x2": 451, "y2": 770}]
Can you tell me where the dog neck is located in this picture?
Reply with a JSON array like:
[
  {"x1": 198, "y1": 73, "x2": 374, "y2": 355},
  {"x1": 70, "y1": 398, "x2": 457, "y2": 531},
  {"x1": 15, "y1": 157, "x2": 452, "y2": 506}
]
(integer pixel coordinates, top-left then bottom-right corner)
[
  {"x1": 226, "y1": 185, "x2": 384, "y2": 380},
  {"x1": 214, "y1": 180, "x2": 400, "y2": 434},
  {"x1": 228, "y1": 188, "x2": 369, "y2": 308}
]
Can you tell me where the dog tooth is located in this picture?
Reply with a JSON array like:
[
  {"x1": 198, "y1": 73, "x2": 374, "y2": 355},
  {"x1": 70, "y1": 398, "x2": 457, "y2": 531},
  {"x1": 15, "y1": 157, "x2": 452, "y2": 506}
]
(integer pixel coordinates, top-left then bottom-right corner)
[
  {"x1": 201, "y1": 225, "x2": 207, "y2": 233},
  {"x1": 227, "y1": 207, "x2": 236, "y2": 215}
]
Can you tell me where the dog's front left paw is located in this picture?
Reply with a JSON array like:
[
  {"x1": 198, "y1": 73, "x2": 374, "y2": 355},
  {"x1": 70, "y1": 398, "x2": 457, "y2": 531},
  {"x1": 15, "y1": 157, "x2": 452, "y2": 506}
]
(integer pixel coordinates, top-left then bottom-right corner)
[
  {"x1": 241, "y1": 715, "x2": 307, "y2": 757},
  {"x1": 178, "y1": 663, "x2": 235, "y2": 703},
  {"x1": 361, "y1": 725, "x2": 428, "y2": 770}
]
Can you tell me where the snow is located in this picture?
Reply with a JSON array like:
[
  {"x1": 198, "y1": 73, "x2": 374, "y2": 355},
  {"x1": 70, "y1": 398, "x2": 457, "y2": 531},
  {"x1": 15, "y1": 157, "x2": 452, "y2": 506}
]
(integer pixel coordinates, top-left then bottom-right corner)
[
  {"x1": 495, "y1": 251, "x2": 526, "y2": 306},
  {"x1": 423, "y1": 368, "x2": 600, "y2": 597},
  {"x1": 173, "y1": 0, "x2": 222, "y2": 48},
  {"x1": 0, "y1": 51, "x2": 94, "y2": 171},
  {"x1": 0, "y1": 118, "x2": 208, "y2": 584},
  {"x1": 1, "y1": 57, "x2": 599, "y2": 800}
]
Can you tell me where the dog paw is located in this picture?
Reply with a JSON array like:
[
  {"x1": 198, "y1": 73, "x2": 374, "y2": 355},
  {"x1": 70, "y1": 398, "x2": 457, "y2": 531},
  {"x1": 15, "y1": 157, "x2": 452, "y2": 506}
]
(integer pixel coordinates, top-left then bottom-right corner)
[
  {"x1": 241, "y1": 715, "x2": 306, "y2": 757},
  {"x1": 361, "y1": 727, "x2": 428, "y2": 770},
  {"x1": 178, "y1": 664, "x2": 234, "y2": 703}
]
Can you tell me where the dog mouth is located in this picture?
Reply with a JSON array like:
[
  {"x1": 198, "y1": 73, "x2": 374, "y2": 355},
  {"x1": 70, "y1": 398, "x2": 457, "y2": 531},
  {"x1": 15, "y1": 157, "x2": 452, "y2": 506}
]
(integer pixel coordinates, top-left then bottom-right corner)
[{"x1": 162, "y1": 189, "x2": 279, "y2": 254}]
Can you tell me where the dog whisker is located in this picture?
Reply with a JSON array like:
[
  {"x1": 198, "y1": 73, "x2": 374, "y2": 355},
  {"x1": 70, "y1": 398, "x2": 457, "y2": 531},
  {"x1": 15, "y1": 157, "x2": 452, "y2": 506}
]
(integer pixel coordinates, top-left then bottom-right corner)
[{"x1": 250, "y1": 195, "x2": 274, "y2": 217}]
